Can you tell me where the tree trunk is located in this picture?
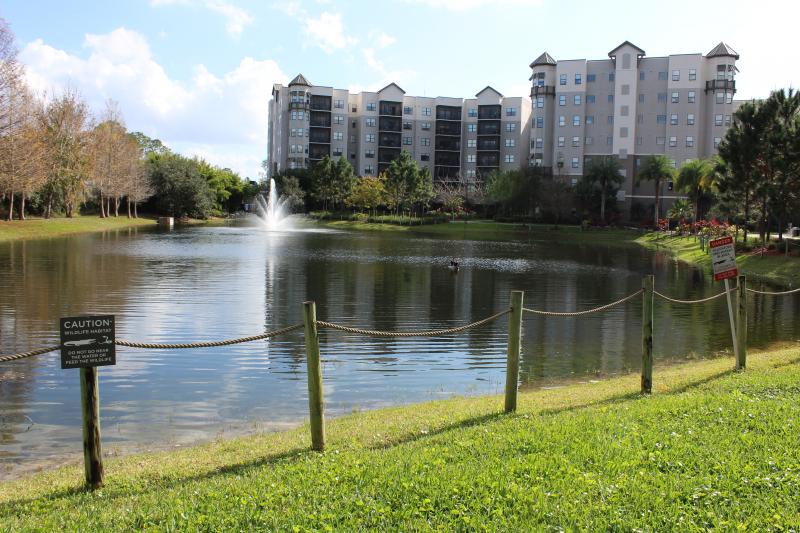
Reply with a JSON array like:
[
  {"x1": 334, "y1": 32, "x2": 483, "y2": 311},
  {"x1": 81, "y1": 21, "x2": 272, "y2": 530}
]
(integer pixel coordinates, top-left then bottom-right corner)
[
  {"x1": 19, "y1": 191, "x2": 25, "y2": 221},
  {"x1": 6, "y1": 192, "x2": 13, "y2": 221},
  {"x1": 114, "y1": 197, "x2": 120, "y2": 217},
  {"x1": 100, "y1": 192, "x2": 106, "y2": 218},
  {"x1": 653, "y1": 178, "x2": 661, "y2": 228},
  {"x1": 134, "y1": 202, "x2": 138, "y2": 218},
  {"x1": 107, "y1": 196, "x2": 111, "y2": 217},
  {"x1": 45, "y1": 194, "x2": 52, "y2": 219},
  {"x1": 743, "y1": 194, "x2": 750, "y2": 243},
  {"x1": 693, "y1": 191, "x2": 699, "y2": 224},
  {"x1": 127, "y1": 197, "x2": 131, "y2": 218}
]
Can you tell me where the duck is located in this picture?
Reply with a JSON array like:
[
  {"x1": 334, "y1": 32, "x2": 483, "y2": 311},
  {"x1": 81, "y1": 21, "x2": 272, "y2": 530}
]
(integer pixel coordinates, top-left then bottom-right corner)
[{"x1": 448, "y1": 259, "x2": 460, "y2": 272}]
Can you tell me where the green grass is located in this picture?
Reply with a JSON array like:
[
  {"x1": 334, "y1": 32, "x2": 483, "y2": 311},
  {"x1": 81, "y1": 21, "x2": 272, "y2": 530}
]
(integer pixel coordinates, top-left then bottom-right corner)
[
  {"x1": 637, "y1": 233, "x2": 800, "y2": 285},
  {"x1": 0, "y1": 215, "x2": 156, "y2": 243},
  {"x1": 3, "y1": 347, "x2": 799, "y2": 530}
]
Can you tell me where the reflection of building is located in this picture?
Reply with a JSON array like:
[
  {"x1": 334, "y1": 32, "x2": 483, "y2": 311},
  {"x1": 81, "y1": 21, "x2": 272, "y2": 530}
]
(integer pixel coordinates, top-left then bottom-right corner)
[
  {"x1": 267, "y1": 75, "x2": 531, "y2": 184},
  {"x1": 528, "y1": 41, "x2": 743, "y2": 217}
]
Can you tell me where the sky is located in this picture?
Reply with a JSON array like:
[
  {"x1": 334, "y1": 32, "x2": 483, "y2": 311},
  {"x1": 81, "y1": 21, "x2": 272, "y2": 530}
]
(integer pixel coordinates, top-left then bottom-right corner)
[{"x1": 2, "y1": 0, "x2": 798, "y2": 178}]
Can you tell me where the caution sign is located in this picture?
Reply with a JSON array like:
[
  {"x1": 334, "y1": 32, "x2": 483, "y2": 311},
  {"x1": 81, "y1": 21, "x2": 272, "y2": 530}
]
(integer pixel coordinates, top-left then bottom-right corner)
[
  {"x1": 60, "y1": 315, "x2": 116, "y2": 369},
  {"x1": 709, "y1": 236, "x2": 738, "y2": 281}
]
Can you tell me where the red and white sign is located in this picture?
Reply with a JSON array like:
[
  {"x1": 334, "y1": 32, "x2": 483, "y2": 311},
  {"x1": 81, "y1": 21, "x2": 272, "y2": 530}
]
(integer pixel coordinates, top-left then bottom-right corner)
[{"x1": 709, "y1": 235, "x2": 738, "y2": 281}]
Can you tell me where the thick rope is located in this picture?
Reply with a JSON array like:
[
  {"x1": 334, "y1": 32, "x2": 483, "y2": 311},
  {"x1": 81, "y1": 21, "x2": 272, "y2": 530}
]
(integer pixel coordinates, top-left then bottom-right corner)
[
  {"x1": 316, "y1": 309, "x2": 511, "y2": 337},
  {"x1": 0, "y1": 324, "x2": 304, "y2": 363},
  {"x1": 745, "y1": 286, "x2": 800, "y2": 296},
  {"x1": 654, "y1": 289, "x2": 731, "y2": 304},
  {"x1": 523, "y1": 289, "x2": 644, "y2": 317}
]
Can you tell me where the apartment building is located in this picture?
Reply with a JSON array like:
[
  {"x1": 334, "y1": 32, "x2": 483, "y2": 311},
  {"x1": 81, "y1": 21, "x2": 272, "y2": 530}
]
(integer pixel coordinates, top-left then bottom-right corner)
[
  {"x1": 267, "y1": 76, "x2": 531, "y2": 183},
  {"x1": 529, "y1": 41, "x2": 742, "y2": 216}
]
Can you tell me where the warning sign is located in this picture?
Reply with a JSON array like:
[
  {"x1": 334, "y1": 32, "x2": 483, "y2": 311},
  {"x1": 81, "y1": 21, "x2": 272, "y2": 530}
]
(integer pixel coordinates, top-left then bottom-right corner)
[
  {"x1": 60, "y1": 315, "x2": 116, "y2": 369},
  {"x1": 709, "y1": 236, "x2": 738, "y2": 281}
]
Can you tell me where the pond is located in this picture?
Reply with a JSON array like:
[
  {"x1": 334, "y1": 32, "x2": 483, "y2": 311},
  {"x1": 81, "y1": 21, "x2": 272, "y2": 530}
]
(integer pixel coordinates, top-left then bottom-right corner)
[{"x1": 1, "y1": 220, "x2": 798, "y2": 479}]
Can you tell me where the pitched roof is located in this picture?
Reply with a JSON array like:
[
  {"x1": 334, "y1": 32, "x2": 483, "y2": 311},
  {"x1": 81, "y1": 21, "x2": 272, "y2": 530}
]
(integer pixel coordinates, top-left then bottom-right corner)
[
  {"x1": 608, "y1": 40, "x2": 645, "y2": 58},
  {"x1": 288, "y1": 73, "x2": 311, "y2": 87},
  {"x1": 706, "y1": 42, "x2": 739, "y2": 60},
  {"x1": 529, "y1": 52, "x2": 556, "y2": 68},
  {"x1": 475, "y1": 86, "x2": 504, "y2": 98},
  {"x1": 378, "y1": 82, "x2": 406, "y2": 94}
]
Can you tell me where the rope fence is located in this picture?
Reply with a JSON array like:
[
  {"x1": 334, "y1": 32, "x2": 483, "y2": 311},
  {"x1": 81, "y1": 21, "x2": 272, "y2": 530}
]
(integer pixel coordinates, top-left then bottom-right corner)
[
  {"x1": 745, "y1": 286, "x2": 800, "y2": 296},
  {"x1": 523, "y1": 290, "x2": 643, "y2": 317},
  {"x1": 316, "y1": 309, "x2": 510, "y2": 338},
  {"x1": 654, "y1": 289, "x2": 732, "y2": 305}
]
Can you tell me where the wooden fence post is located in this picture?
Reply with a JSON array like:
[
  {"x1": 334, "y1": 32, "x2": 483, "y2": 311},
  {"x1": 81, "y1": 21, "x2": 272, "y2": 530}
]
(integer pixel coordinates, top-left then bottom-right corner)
[
  {"x1": 504, "y1": 290, "x2": 524, "y2": 413},
  {"x1": 641, "y1": 275, "x2": 654, "y2": 394},
  {"x1": 736, "y1": 275, "x2": 747, "y2": 370},
  {"x1": 80, "y1": 367, "x2": 104, "y2": 489},
  {"x1": 303, "y1": 301, "x2": 325, "y2": 451}
]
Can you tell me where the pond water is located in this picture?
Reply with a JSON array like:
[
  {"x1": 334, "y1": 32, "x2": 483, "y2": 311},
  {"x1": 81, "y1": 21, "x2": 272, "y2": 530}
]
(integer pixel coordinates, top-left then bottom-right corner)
[{"x1": 1, "y1": 220, "x2": 799, "y2": 479}]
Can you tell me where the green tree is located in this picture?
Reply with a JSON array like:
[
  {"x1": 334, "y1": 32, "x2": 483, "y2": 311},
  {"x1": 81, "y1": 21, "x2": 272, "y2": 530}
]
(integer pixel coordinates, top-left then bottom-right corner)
[
  {"x1": 129, "y1": 131, "x2": 169, "y2": 156},
  {"x1": 384, "y1": 151, "x2": 419, "y2": 214},
  {"x1": 637, "y1": 155, "x2": 675, "y2": 228},
  {"x1": 346, "y1": 176, "x2": 386, "y2": 214},
  {"x1": 583, "y1": 157, "x2": 623, "y2": 224},
  {"x1": 277, "y1": 174, "x2": 305, "y2": 212},
  {"x1": 331, "y1": 157, "x2": 357, "y2": 208},
  {"x1": 310, "y1": 155, "x2": 335, "y2": 210},
  {"x1": 147, "y1": 153, "x2": 213, "y2": 218},
  {"x1": 196, "y1": 159, "x2": 243, "y2": 215},
  {"x1": 668, "y1": 198, "x2": 694, "y2": 221},
  {"x1": 675, "y1": 159, "x2": 714, "y2": 223}
]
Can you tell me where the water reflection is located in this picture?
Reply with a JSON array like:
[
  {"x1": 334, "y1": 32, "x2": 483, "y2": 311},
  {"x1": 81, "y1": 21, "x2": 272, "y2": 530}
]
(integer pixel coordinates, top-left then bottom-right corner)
[{"x1": 1, "y1": 223, "x2": 798, "y2": 479}]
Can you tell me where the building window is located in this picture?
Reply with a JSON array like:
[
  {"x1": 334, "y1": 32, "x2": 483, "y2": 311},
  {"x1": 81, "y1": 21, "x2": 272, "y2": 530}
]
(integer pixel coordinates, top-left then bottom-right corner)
[
  {"x1": 559, "y1": 95, "x2": 566, "y2": 106},
  {"x1": 536, "y1": 97, "x2": 544, "y2": 108},
  {"x1": 465, "y1": 169, "x2": 476, "y2": 177},
  {"x1": 725, "y1": 115, "x2": 731, "y2": 126},
  {"x1": 571, "y1": 157, "x2": 579, "y2": 168},
  {"x1": 621, "y1": 105, "x2": 629, "y2": 117},
  {"x1": 366, "y1": 102, "x2": 376, "y2": 111},
  {"x1": 670, "y1": 114, "x2": 678, "y2": 125},
  {"x1": 587, "y1": 74, "x2": 596, "y2": 82},
  {"x1": 688, "y1": 91, "x2": 696, "y2": 104},
  {"x1": 422, "y1": 107, "x2": 432, "y2": 116},
  {"x1": 636, "y1": 136, "x2": 643, "y2": 146},
  {"x1": 559, "y1": 115, "x2": 566, "y2": 126},
  {"x1": 620, "y1": 127, "x2": 628, "y2": 138},
  {"x1": 290, "y1": 128, "x2": 297, "y2": 137},
  {"x1": 333, "y1": 146, "x2": 343, "y2": 156},
  {"x1": 350, "y1": 134, "x2": 356, "y2": 143},
  {"x1": 621, "y1": 84, "x2": 630, "y2": 95},
  {"x1": 505, "y1": 123, "x2": 516, "y2": 131},
  {"x1": 587, "y1": 94, "x2": 596, "y2": 104},
  {"x1": 334, "y1": 99, "x2": 344, "y2": 109},
  {"x1": 672, "y1": 70, "x2": 680, "y2": 81},
  {"x1": 607, "y1": 136, "x2": 613, "y2": 145},
  {"x1": 366, "y1": 118, "x2": 376, "y2": 127},
  {"x1": 714, "y1": 137, "x2": 721, "y2": 148},
  {"x1": 607, "y1": 115, "x2": 614, "y2": 124},
  {"x1": 536, "y1": 117, "x2": 544, "y2": 128},
  {"x1": 421, "y1": 122, "x2": 432, "y2": 130},
  {"x1": 715, "y1": 114, "x2": 723, "y2": 126},
  {"x1": 573, "y1": 115, "x2": 581, "y2": 126},
  {"x1": 657, "y1": 136, "x2": 666, "y2": 145},
  {"x1": 403, "y1": 105, "x2": 412, "y2": 114},
  {"x1": 572, "y1": 136, "x2": 580, "y2": 147},
  {"x1": 658, "y1": 71, "x2": 667, "y2": 80},
  {"x1": 333, "y1": 131, "x2": 343, "y2": 140},
  {"x1": 686, "y1": 136, "x2": 694, "y2": 147},
  {"x1": 467, "y1": 123, "x2": 477, "y2": 132},
  {"x1": 608, "y1": 72, "x2": 615, "y2": 82},
  {"x1": 535, "y1": 138, "x2": 543, "y2": 149},
  {"x1": 467, "y1": 139, "x2": 476, "y2": 147},
  {"x1": 669, "y1": 136, "x2": 677, "y2": 147},
  {"x1": 505, "y1": 154, "x2": 515, "y2": 163},
  {"x1": 726, "y1": 92, "x2": 733, "y2": 104},
  {"x1": 365, "y1": 149, "x2": 375, "y2": 158},
  {"x1": 421, "y1": 137, "x2": 430, "y2": 146},
  {"x1": 671, "y1": 91, "x2": 679, "y2": 103},
  {"x1": 403, "y1": 121, "x2": 412, "y2": 130},
  {"x1": 334, "y1": 115, "x2": 344, "y2": 124},
  {"x1": 639, "y1": 71, "x2": 645, "y2": 81},
  {"x1": 505, "y1": 138, "x2": 516, "y2": 147},
  {"x1": 575, "y1": 73, "x2": 582, "y2": 85},
  {"x1": 557, "y1": 136, "x2": 565, "y2": 147},
  {"x1": 689, "y1": 69, "x2": 697, "y2": 81},
  {"x1": 468, "y1": 108, "x2": 477, "y2": 117},
  {"x1": 637, "y1": 113, "x2": 644, "y2": 124},
  {"x1": 421, "y1": 154, "x2": 430, "y2": 161},
  {"x1": 639, "y1": 94, "x2": 645, "y2": 103},
  {"x1": 403, "y1": 136, "x2": 412, "y2": 145},
  {"x1": 506, "y1": 107, "x2": 517, "y2": 116},
  {"x1": 716, "y1": 92, "x2": 724, "y2": 104},
  {"x1": 574, "y1": 95, "x2": 582, "y2": 105},
  {"x1": 657, "y1": 114, "x2": 666, "y2": 124},
  {"x1": 365, "y1": 165, "x2": 373, "y2": 174},
  {"x1": 560, "y1": 74, "x2": 567, "y2": 85},
  {"x1": 687, "y1": 114, "x2": 695, "y2": 125},
  {"x1": 585, "y1": 136, "x2": 593, "y2": 145},
  {"x1": 607, "y1": 94, "x2": 614, "y2": 103},
  {"x1": 365, "y1": 134, "x2": 375, "y2": 142},
  {"x1": 467, "y1": 154, "x2": 476, "y2": 163},
  {"x1": 657, "y1": 93, "x2": 666, "y2": 103}
]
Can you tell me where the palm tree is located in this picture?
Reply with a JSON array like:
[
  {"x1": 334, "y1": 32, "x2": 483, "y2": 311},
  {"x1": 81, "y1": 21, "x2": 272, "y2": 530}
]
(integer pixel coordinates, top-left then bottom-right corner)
[
  {"x1": 668, "y1": 198, "x2": 693, "y2": 221},
  {"x1": 583, "y1": 156, "x2": 623, "y2": 223},
  {"x1": 637, "y1": 155, "x2": 675, "y2": 228},
  {"x1": 675, "y1": 159, "x2": 714, "y2": 223}
]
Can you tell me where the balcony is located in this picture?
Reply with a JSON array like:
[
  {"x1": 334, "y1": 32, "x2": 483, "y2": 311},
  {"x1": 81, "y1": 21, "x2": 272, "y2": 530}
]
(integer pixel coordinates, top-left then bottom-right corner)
[
  {"x1": 435, "y1": 137, "x2": 461, "y2": 151},
  {"x1": 310, "y1": 95, "x2": 331, "y2": 111},
  {"x1": 477, "y1": 153, "x2": 499, "y2": 167},
  {"x1": 436, "y1": 105, "x2": 462, "y2": 121},
  {"x1": 531, "y1": 85, "x2": 556, "y2": 97},
  {"x1": 435, "y1": 152, "x2": 460, "y2": 167},
  {"x1": 378, "y1": 147, "x2": 401, "y2": 163},
  {"x1": 434, "y1": 166, "x2": 459, "y2": 180},
  {"x1": 310, "y1": 112, "x2": 331, "y2": 128},
  {"x1": 478, "y1": 105, "x2": 501, "y2": 120},
  {"x1": 379, "y1": 116, "x2": 402, "y2": 132},
  {"x1": 705, "y1": 79, "x2": 736, "y2": 93},
  {"x1": 379, "y1": 101, "x2": 402, "y2": 116},
  {"x1": 378, "y1": 132, "x2": 401, "y2": 147},
  {"x1": 477, "y1": 121, "x2": 500, "y2": 135},
  {"x1": 477, "y1": 138, "x2": 500, "y2": 151},
  {"x1": 435, "y1": 121, "x2": 461, "y2": 136},
  {"x1": 289, "y1": 101, "x2": 310, "y2": 110},
  {"x1": 309, "y1": 128, "x2": 331, "y2": 144},
  {"x1": 308, "y1": 145, "x2": 330, "y2": 160}
]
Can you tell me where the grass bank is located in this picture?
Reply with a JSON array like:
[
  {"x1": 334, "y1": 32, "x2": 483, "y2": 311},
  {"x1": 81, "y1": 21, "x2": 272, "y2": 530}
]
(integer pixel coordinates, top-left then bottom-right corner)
[
  {"x1": 2, "y1": 347, "x2": 799, "y2": 530},
  {"x1": 637, "y1": 232, "x2": 800, "y2": 286},
  {"x1": 0, "y1": 215, "x2": 156, "y2": 243}
]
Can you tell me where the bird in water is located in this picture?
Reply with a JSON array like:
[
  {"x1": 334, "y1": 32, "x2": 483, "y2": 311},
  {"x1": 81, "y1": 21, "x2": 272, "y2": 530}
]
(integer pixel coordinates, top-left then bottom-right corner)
[{"x1": 448, "y1": 259, "x2": 460, "y2": 272}]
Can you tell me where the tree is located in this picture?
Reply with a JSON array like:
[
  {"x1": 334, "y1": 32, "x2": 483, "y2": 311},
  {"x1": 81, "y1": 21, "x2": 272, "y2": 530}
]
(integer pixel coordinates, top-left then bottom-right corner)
[
  {"x1": 384, "y1": 151, "x2": 421, "y2": 215},
  {"x1": 583, "y1": 156, "x2": 623, "y2": 224},
  {"x1": 147, "y1": 153, "x2": 213, "y2": 218},
  {"x1": 331, "y1": 157, "x2": 356, "y2": 208},
  {"x1": 310, "y1": 155, "x2": 335, "y2": 210},
  {"x1": 346, "y1": 176, "x2": 386, "y2": 214},
  {"x1": 276, "y1": 174, "x2": 305, "y2": 212},
  {"x1": 675, "y1": 159, "x2": 714, "y2": 223},
  {"x1": 89, "y1": 101, "x2": 129, "y2": 218},
  {"x1": 638, "y1": 155, "x2": 674, "y2": 228},
  {"x1": 668, "y1": 198, "x2": 693, "y2": 221},
  {"x1": 435, "y1": 180, "x2": 465, "y2": 220},
  {"x1": 129, "y1": 131, "x2": 169, "y2": 156}
]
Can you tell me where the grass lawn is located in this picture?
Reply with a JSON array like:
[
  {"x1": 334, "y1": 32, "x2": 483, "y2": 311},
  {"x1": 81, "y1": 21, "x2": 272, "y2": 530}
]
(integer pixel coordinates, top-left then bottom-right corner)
[
  {"x1": 0, "y1": 215, "x2": 156, "y2": 243},
  {"x1": 2, "y1": 347, "x2": 799, "y2": 530}
]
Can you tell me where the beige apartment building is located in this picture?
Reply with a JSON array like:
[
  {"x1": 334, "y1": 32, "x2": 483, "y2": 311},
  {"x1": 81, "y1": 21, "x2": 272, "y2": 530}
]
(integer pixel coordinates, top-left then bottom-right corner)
[
  {"x1": 267, "y1": 40, "x2": 743, "y2": 219},
  {"x1": 267, "y1": 76, "x2": 530, "y2": 183}
]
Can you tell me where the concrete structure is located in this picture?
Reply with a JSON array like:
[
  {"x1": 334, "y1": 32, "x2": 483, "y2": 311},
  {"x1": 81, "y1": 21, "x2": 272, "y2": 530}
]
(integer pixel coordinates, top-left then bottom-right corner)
[
  {"x1": 529, "y1": 41, "x2": 742, "y2": 217},
  {"x1": 267, "y1": 76, "x2": 530, "y2": 184}
]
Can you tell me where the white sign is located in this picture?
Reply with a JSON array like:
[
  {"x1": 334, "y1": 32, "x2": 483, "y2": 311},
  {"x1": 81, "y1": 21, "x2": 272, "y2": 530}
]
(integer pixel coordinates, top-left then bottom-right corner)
[{"x1": 709, "y1": 236, "x2": 737, "y2": 281}]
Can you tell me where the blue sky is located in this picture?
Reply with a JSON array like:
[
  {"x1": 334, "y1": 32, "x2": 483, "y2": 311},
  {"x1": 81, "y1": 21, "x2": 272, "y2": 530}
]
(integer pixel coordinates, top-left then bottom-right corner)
[{"x1": 2, "y1": 0, "x2": 798, "y2": 177}]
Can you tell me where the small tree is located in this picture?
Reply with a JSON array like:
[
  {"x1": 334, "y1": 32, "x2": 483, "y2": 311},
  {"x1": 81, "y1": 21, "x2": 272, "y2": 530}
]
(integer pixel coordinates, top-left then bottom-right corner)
[
  {"x1": 310, "y1": 155, "x2": 335, "y2": 211},
  {"x1": 675, "y1": 159, "x2": 714, "y2": 223},
  {"x1": 638, "y1": 154, "x2": 675, "y2": 228},
  {"x1": 583, "y1": 156, "x2": 623, "y2": 224},
  {"x1": 277, "y1": 174, "x2": 305, "y2": 212},
  {"x1": 346, "y1": 176, "x2": 386, "y2": 215}
]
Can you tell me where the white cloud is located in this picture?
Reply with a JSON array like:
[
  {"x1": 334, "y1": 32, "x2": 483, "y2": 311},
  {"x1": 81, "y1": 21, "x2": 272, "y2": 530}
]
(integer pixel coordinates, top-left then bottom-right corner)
[
  {"x1": 369, "y1": 30, "x2": 396, "y2": 49},
  {"x1": 205, "y1": 0, "x2": 253, "y2": 37},
  {"x1": 403, "y1": 0, "x2": 542, "y2": 9},
  {"x1": 20, "y1": 28, "x2": 286, "y2": 177},
  {"x1": 303, "y1": 12, "x2": 357, "y2": 52},
  {"x1": 349, "y1": 48, "x2": 417, "y2": 93}
]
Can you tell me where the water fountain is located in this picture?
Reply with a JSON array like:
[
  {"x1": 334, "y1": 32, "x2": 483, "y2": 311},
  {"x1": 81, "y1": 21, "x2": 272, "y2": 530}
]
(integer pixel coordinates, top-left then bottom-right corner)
[{"x1": 255, "y1": 178, "x2": 292, "y2": 230}]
